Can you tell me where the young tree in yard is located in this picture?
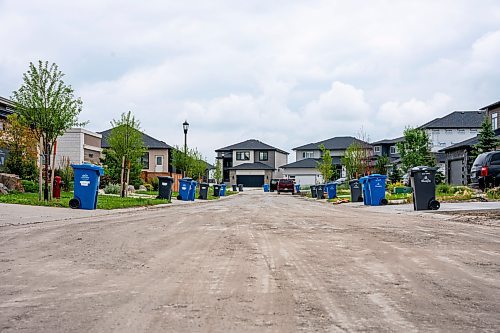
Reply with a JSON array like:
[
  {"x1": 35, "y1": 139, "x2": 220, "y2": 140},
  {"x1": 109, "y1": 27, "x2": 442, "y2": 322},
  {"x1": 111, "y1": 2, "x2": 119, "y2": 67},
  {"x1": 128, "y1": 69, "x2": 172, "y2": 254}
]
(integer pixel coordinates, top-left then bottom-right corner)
[
  {"x1": 187, "y1": 149, "x2": 208, "y2": 181},
  {"x1": 342, "y1": 142, "x2": 365, "y2": 179},
  {"x1": 214, "y1": 158, "x2": 223, "y2": 184},
  {"x1": 473, "y1": 117, "x2": 499, "y2": 155},
  {"x1": 374, "y1": 155, "x2": 389, "y2": 175},
  {"x1": 396, "y1": 127, "x2": 435, "y2": 173},
  {"x1": 106, "y1": 111, "x2": 146, "y2": 197},
  {"x1": 389, "y1": 166, "x2": 402, "y2": 184},
  {"x1": 0, "y1": 114, "x2": 39, "y2": 180},
  {"x1": 171, "y1": 146, "x2": 188, "y2": 175},
  {"x1": 316, "y1": 144, "x2": 334, "y2": 183},
  {"x1": 12, "y1": 61, "x2": 84, "y2": 200}
]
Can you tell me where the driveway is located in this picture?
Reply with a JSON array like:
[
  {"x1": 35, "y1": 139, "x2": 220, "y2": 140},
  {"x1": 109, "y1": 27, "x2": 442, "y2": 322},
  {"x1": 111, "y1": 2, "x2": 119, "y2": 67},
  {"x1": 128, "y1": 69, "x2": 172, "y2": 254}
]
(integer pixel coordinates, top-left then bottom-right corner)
[{"x1": 0, "y1": 191, "x2": 499, "y2": 332}]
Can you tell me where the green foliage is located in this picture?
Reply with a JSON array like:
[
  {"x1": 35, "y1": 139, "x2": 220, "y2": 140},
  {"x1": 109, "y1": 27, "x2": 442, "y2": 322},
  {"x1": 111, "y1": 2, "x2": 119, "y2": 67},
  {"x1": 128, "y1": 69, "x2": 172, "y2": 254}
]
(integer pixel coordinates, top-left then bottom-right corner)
[
  {"x1": 104, "y1": 183, "x2": 121, "y2": 194},
  {"x1": 316, "y1": 144, "x2": 334, "y2": 183},
  {"x1": 374, "y1": 155, "x2": 389, "y2": 175},
  {"x1": 397, "y1": 127, "x2": 435, "y2": 172},
  {"x1": 389, "y1": 167, "x2": 402, "y2": 184},
  {"x1": 150, "y1": 177, "x2": 159, "y2": 191},
  {"x1": 55, "y1": 156, "x2": 73, "y2": 191},
  {"x1": 472, "y1": 117, "x2": 499, "y2": 156},
  {"x1": 21, "y1": 180, "x2": 37, "y2": 193},
  {"x1": 435, "y1": 170, "x2": 445, "y2": 185},
  {"x1": 214, "y1": 158, "x2": 223, "y2": 183},
  {"x1": 486, "y1": 187, "x2": 500, "y2": 200},
  {"x1": 341, "y1": 142, "x2": 370, "y2": 179},
  {"x1": 436, "y1": 183, "x2": 453, "y2": 195},
  {"x1": 144, "y1": 183, "x2": 153, "y2": 192},
  {"x1": 171, "y1": 146, "x2": 208, "y2": 180}
]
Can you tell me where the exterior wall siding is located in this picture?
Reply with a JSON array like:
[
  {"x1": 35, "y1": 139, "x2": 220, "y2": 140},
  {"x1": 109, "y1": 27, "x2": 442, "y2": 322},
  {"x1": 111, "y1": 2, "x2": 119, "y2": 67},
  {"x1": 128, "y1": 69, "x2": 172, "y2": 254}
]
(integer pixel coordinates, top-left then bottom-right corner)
[
  {"x1": 296, "y1": 150, "x2": 321, "y2": 161},
  {"x1": 233, "y1": 149, "x2": 254, "y2": 166},
  {"x1": 253, "y1": 150, "x2": 274, "y2": 168},
  {"x1": 147, "y1": 149, "x2": 169, "y2": 173},
  {"x1": 426, "y1": 128, "x2": 479, "y2": 152}
]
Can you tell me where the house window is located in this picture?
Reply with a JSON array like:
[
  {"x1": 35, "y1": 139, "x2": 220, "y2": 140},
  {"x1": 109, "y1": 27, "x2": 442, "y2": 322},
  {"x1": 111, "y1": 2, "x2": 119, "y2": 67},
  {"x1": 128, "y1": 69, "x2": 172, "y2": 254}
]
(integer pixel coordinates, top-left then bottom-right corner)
[
  {"x1": 140, "y1": 152, "x2": 149, "y2": 169},
  {"x1": 259, "y1": 151, "x2": 268, "y2": 161},
  {"x1": 390, "y1": 146, "x2": 397, "y2": 154},
  {"x1": 445, "y1": 129, "x2": 452, "y2": 134},
  {"x1": 492, "y1": 113, "x2": 498, "y2": 130},
  {"x1": 156, "y1": 156, "x2": 163, "y2": 166},
  {"x1": 470, "y1": 129, "x2": 477, "y2": 134},
  {"x1": 457, "y1": 129, "x2": 465, "y2": 134},
  {"x1": 432, "y1": 129, "x2": 440, "y2": 133},
  {"x1": 236, "y1": 151, "x2": 250, "y2": 160},
  {"x1": 302, "y1": 151, "x2": 314, "y2": 158},
  {"x1": 374, "y1": 146, "x2": 381, "y2": 153}
]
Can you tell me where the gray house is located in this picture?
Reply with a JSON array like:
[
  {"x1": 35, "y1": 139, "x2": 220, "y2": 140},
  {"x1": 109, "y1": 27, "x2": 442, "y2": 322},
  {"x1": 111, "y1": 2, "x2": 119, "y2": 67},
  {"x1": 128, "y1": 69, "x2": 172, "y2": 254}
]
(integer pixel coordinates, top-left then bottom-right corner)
[
  {"x1": 480, "y1": 100, "x2": 500, "y2": 131},
  {"x1": 215, "y1": 139, "x2": 289, "y2": 187},
  {"x1": 281, "y1": 136, "x2": 372, "y2": 185}
]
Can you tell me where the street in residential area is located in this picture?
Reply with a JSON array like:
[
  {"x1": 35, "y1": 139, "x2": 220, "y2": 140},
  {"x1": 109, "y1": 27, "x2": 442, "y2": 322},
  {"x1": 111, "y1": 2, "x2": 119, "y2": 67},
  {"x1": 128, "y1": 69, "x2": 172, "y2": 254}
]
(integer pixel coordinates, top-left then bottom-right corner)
[{"x1": 0, "y1": 191, "x2": 499, "y2": 332}]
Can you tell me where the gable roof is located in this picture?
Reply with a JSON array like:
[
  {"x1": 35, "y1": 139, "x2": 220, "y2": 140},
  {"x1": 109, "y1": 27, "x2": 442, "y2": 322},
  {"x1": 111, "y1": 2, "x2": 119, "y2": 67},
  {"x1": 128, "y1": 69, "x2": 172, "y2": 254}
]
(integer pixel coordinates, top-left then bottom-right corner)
[
  {"x1": 293, "y1": 136, "x2": 371, "y2": 151},
  {"x1": 216, "y1": 139, "x2": 288, "y2": 154},
  {"x1": 419, "y1": 111, "x2": 485, "y2": 129},
  {"x1": 371, "y1": 137, "x2": 404, "y2": 145},
  {"x1": 99, "y1": 128, "x2": 172, "y2": 149},
  {"x1": 228, "y1": 162, "x2": 275, "y2": 170},
  {"x1": 480, "y1": 100, "x2": 500, "y2": 111}
]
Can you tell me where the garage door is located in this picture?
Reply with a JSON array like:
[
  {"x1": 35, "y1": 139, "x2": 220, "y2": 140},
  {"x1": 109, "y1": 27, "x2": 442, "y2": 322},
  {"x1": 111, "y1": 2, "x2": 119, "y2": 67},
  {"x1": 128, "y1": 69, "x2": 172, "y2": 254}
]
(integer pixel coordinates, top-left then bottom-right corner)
[
  {"x1": 236, "y1": 175, "x2": 265, "y2": 187},
  {"x1": 449, "y1": 159, "x2": 463, "y2": 185}
]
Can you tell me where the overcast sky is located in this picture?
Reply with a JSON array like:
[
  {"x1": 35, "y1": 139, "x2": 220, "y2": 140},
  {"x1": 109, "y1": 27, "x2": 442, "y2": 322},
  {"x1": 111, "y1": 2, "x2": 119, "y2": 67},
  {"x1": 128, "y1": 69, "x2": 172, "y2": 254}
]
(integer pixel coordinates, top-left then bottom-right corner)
[{"x1": 1, "y1": 0, "x2": 499, "y2": 162}]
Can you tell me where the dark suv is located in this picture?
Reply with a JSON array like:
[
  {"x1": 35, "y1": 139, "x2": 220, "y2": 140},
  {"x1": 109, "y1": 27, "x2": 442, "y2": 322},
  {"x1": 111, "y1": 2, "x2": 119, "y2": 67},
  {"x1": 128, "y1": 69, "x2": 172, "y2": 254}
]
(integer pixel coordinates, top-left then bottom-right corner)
[
  {"x1": 270, "y1": 179, "x2": 279, "y2": 192},
  {"x1": 277, "y1": 179, "x2": 295, "y2": 194},
  {"x1": 470, "y1": 151, "x2": 500, "y2": 191}
]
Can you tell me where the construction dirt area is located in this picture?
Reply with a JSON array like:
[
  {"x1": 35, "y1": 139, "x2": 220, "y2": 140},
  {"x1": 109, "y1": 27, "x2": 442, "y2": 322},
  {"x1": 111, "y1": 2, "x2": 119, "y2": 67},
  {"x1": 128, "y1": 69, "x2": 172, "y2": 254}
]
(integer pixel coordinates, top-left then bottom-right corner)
[{"x1": 0, "y1": 191, "x2": 499, "y2": 332}]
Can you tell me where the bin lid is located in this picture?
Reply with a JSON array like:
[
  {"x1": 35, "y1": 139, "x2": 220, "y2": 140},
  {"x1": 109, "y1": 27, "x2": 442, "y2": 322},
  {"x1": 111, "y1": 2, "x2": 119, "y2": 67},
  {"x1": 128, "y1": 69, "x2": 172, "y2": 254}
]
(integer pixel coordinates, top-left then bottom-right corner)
[
  {"x1": 410, "y1": 166, "x2": 438, "y2": 172},
  {"x1": 71, "y1": 164, "x2": 104, "y2": 175},
  {"x1": 359, "y1": 176, "x2": 368, "y2": 183},
  {"x1": 349, "y1": 179, "x2": 359, "y2": 184}
]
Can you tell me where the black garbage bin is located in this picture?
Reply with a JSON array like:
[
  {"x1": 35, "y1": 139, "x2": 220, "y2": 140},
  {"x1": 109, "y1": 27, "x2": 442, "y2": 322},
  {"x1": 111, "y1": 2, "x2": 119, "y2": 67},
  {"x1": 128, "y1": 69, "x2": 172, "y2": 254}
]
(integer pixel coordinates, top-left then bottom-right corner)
[
  {"x1": 213, "y1": 184, "x2": 221, "y2": 197},
  {"x1": 316, "y1": 184, "x2": 325, "y2": 199},
  {"x1": 349, "y1": 179, "x2": 363, "y2": 202},
  {"x1": 310, "y1": 185, "x2": 317, "y2": 198},
  {"x1": 157, "y1": 176, "x2": 174, "y2": 200},
  {"x1": 238, "y1": 184, "x2": 243, "y2": 192},
  {"x1": 232, "y1": 184, "x2": 237, "y2": 191},
  {"x1": 198, "y1": 182, "x2": 209, "y2": 200},
  {"x1": 409, "y1": 166, "x2": 440, "y2": 211}
]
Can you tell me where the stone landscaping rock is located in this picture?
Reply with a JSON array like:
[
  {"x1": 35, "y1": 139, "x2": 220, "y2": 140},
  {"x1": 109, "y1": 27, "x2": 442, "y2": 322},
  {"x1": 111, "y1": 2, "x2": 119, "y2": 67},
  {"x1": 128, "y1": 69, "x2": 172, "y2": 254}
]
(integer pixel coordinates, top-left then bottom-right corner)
[
  {"x1": 127, "y1": 185, "x2": 135, "y2": 193},
  {"x1": 0, "y1": 183, "x2": 9, "y2": 195},
  {"x1": 138, "y1": 185, "x2": 147, "y2": 191},
  {"x1": 0, "y1": 173, "x2": 24, "y2": 192}
]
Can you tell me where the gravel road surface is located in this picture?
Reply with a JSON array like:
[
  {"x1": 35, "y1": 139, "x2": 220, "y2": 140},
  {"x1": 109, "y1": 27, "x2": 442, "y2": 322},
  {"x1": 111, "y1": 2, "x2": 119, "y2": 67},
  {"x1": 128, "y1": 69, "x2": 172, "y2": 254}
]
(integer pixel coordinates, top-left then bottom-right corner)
[{"x1": 0, "y1": 191, "x2": 499, "y2": 332}]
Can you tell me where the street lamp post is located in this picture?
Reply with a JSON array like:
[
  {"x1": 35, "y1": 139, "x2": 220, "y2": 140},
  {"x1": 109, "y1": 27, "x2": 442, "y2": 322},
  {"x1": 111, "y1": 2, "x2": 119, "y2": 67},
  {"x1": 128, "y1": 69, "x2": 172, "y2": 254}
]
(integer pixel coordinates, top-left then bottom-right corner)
[{"x1": 183, "y1": 120, "x2": 189, "y2": 177}]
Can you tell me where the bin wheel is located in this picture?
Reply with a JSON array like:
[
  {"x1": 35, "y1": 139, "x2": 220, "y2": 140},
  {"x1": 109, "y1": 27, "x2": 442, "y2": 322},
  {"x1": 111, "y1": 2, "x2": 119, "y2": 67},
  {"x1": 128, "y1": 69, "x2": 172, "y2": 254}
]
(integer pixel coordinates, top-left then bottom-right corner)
[
  {"x1": 358, "y1": 196, "x2": 363, "y2": 202},
  {"x1": 380, "y1": 198, "x2": 388, "y2": 205},
  {"x1": 69, "y1": 198, "x2": 80, "y2": 209},
  {"x1": 177, "y1": 195, "x2": 182, "y2": 200},
  {"x1": 428, "y1": 200, "x2": 440, "y2": 210}
]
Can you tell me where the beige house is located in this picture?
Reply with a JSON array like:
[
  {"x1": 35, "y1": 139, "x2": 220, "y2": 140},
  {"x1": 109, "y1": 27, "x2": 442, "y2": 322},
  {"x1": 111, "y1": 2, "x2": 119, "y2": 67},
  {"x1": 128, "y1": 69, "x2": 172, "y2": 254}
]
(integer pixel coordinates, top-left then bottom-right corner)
[{"x1": 55, "y1": 128, "x2": 102, "y2": 167}]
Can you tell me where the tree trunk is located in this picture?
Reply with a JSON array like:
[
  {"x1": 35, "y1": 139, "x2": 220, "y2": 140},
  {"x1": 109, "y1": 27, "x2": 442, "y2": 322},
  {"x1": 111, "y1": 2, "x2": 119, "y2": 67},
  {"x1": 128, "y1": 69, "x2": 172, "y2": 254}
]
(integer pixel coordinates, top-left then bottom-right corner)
[
  {"x1": 43, "y1": 138, "x2": 49, "y2": 201},
  {"x1": 125, "y1": 160, "x2": 131, "y2": 198},
  {"x1": 120, "y1": 155, "x2": 125, "y2": 198},
  {"x1": 38, "y1": 137, "x2": 43, "y2": 201},
  {"x1": 49, "y1": 140, "x2": 57, "y2": 201}
]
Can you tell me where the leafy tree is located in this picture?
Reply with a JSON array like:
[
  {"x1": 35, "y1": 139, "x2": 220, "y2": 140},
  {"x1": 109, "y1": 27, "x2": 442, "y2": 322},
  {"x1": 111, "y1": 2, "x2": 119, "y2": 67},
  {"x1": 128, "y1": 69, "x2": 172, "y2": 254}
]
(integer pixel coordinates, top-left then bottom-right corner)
[
  {"x1": 316, "y1": 144, "x2": 334, "y2": 183},
  {"x1": 12, "y1": 61, "x2": 84, "y2": 200},
  {"x1": 214, "y1": 158, "x2": 223, "y2": 184},
  {"x1": 473, "y1": 117, "x2": 499, "y2": 155},
  {"x1": 0, "y1": 114, "x2": 38, "y2": 180},
  {"x1": 389, "y1": 166, "x2": 402, "y2": 184},
  {"x1": 342, "y1": 142, "x2": 367, "y2": 179},
  {"x1": 171, "y1": 146, "x2": 188, "y2": 175},
  {"x1": 396, "y1": 127, "x2": 435, "y2": 172},
  {"x1": 374, "y1": 155, "x2": 389, "y2": 175},
  {"x1": 105, "y1": 111, "x2": 146, "y2": 197},
  {"x1": 171, "y1": 146, "x2": 207, "y2": 180}
]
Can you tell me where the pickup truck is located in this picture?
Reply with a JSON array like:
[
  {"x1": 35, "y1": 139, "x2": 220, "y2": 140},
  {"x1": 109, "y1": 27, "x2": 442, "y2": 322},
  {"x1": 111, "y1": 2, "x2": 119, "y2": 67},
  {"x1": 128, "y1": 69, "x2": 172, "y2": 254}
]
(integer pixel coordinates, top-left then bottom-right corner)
[{"x1": 277, "y1": 179, "x2": 295, "y2": 194}]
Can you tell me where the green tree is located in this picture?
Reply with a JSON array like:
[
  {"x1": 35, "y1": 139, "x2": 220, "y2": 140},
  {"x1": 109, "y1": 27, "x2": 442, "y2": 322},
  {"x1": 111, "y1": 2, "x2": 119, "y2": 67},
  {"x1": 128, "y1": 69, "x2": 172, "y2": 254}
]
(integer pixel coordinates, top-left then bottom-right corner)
[
  {"x1": 374, "y1": 155, "x2": 389, "y2": 175},
  {"x1": 171, "y1": 146, "x2": 188, "y2": 175},
  {"x1": 473, "y1": 117, "x2": 499, "y2": 154},
  {"x1": 12, "y1": 61, "x2": 84, "y2": 200},
  {"x1": 105, "y1": 111, "x2": 146, "y2": 197},
  {"x1": 0, "y1": 114, "x2": 39, "y2": 180},
  {"x1": 214, "y1": 158, "x2": 223, "y2": 184},
  {"x1": 389, "y1": 166, "x2": 402, "y2": 184},
  {"x1": 316, "y1": 144, "x2": 334, "y2": 183},
  {"x1": 342, "y1": 142, "x2": 366, "y2": 179},
  {"x1": 396, "y1": 127, "x2": 435, "y2": 172},
  {"x1": 171, "y1": 146, "x2": 207, "y2": 181}
]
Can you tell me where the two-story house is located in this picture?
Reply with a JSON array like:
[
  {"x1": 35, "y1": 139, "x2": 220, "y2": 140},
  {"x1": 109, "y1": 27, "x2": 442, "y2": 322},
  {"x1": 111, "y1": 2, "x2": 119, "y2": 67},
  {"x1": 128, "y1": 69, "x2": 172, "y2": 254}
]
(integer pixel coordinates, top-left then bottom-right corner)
[
  {"x1": 281, "y1": 136, "x2": 372, "y2": 185},
  {"x1": 55, "y1": 128, "x2": 103, "y2": 167},
  {"x1": 420, "y1": 111, "x2": 485, "y2": 152},
  {"x1": 370, "y1": 137, "x2": 404, "y2": 164},
  {"x1": 215, "y1": 139, "x2": 289, "y2": 187},
  {"x1": 480, "y1": 100, "x2": 500, "y2": 131},
  {"x1": 0, "y1": 97, "x2": 16, "y2": 170}
]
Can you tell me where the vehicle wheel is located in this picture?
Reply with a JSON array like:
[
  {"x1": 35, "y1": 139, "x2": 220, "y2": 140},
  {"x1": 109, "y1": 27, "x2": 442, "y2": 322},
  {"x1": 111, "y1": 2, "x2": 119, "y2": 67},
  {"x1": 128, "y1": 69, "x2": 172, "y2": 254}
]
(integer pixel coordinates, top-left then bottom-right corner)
[
  {"x1": 69, "y1": 198, "x2": 80, "y2": 209},
  {"x1": 428, "y1": 200, "x2": 440, "y2": 210},
  {"x1": 380, "y1": 198, "x2": 388, "y2": 205},
  {"x1": 292, "y1": 192, "x2": 294, "y2": 195},
  {"x1": 278, "y1": 191, "x2": 280, "y2": 195}
]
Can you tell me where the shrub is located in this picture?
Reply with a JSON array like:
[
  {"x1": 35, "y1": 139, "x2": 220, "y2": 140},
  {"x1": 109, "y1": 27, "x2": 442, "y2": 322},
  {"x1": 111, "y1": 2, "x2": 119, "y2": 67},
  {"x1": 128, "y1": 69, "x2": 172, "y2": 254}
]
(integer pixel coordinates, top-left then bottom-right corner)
[
  {"x1": 21, "y1": 180, "x2": 37, "y2": 193},
  {"x1": 144, "y1": 183, "x2": 153, "y2": 191},
  {"x1": 150, "y1": 178, "x2": 159, "y2": 191},
  {"x1": 437, "y1": 183, "x2": 453, "y2": 195},
  {"x1": 55, "y1": 156, "x2": 74, "y2": 192},
  {"x1": 486, "y1": 187, "x2": 500, "y2": 200},
  {"x1": 104, "y1": 183, "x2": 121, "y2": 195}
]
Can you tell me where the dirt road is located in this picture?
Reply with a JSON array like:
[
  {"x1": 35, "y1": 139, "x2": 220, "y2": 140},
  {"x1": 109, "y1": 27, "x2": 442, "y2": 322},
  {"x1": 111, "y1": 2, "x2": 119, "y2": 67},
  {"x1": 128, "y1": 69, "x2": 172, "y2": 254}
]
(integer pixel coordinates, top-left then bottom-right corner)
[{"x1": 0, "y1": 191, "x2": 499, "y2": 332}]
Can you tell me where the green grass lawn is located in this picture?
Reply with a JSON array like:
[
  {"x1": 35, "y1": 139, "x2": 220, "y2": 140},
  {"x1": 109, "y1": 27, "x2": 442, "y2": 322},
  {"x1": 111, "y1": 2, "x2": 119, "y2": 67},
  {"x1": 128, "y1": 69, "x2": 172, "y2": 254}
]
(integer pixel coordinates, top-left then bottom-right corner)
[{"x1": 0, "y1": 191, "x2": 169, "y2": 210}]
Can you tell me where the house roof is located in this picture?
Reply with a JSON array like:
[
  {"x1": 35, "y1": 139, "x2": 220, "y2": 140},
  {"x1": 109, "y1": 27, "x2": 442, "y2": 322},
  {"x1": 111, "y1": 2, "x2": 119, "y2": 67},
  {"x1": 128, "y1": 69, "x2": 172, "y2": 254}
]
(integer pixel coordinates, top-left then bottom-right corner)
[
  {"x1": 0, "y1": 96, "x2": 15, "y2": 119},
  {"x1": 99, "y1": 128, "x2": 172, "y2": 149},
  {"x1": 281, "y1": 157, "x2": 342, "y2": 169},
  {"x1": 293, "y1": 136, "x2": 371, "y2": 151},
  {"x1": 480, "y1": 100, "x2": 500, "y2": 111},
  {"x1": 371, "y1": 137, "x2": 404, "y2": 145},
  {"x1": 440, "y1": 128, "x2": 500, "y2": 152},
  {"x1": 216, "y1": 139, "x2": 288, "y2": 154},
  {"x1": 419, "y1": 111, "x2": 485, "y2": 129},
  {"x1": 228, "y1": 162, "x2": 275, "y2": 170}
]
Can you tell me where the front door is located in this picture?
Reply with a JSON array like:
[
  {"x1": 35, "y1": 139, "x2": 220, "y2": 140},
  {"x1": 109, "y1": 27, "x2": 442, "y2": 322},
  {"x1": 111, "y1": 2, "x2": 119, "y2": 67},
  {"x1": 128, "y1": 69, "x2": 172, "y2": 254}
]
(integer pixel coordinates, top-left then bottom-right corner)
[{"x1": 155, "y1": 155, "x2": 163, "y2": 172}]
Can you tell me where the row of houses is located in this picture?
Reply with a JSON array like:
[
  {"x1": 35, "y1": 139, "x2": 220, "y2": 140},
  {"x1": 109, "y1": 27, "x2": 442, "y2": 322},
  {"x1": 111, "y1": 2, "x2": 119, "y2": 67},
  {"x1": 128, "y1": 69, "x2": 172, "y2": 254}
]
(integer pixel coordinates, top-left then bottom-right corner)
[{"x1": 1, "y1": 96, "x2": 499, "y2": 186}]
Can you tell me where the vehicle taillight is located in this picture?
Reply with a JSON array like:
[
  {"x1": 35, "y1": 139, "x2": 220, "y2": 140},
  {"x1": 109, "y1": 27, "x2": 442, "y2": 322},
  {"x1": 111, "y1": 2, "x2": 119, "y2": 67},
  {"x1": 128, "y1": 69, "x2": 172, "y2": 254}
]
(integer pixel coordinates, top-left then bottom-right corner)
[{"x1": 481, "y1": 166, "x2": 488, "y2": 176}]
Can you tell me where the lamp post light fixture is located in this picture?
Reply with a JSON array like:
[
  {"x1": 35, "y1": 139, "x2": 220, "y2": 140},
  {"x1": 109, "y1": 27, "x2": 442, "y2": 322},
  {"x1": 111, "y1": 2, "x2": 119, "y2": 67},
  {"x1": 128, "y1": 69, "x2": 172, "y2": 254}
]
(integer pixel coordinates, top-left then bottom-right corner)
[{"x1": 182, "y1": 120, "x2": 189, "y2": 177}]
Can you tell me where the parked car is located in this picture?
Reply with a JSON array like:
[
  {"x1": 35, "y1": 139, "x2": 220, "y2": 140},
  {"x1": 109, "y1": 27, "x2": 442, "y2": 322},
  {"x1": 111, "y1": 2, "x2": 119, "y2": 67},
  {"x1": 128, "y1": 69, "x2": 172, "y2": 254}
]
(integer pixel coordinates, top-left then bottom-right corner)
[
  {"x1": 277, "y1": 179, "x2": 294, "y2": 194},
  {"x1": 270, "y1": 179, "x2": 279, "y2": 192},
  {"x1": 470, "y1": 151, "x2": 500, "y2": 191}
]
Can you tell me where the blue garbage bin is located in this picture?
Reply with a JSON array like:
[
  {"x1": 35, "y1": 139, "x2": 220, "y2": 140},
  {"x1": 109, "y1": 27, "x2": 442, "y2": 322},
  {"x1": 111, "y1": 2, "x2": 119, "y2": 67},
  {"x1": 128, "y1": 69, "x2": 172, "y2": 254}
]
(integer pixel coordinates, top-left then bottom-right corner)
[
  {"x1": 70, "y1": 164, "x2": 104, "y2": 210},
  {"x1": 177, "y1": 178, "x2": 191, "y2": 201},
  {"x1": 220, "y1": 184, "x2": 227, "y2": 196},
  {"x1": 263, "y1": 184, "x2": 270, "y2": 192},
  {"x1": 295, "y1": 184, "x2": 301, "y2": 193},
  {"x1": 325, "y1": 183, "x2": 337, "y2": 199},
  {"x1": 359, "y1": 176, "x2": 370, "y2": 205},
  {"x1": 189, "y1": 180, "x2": 198, "y2": 201},
  {"x1": 368, "y1": 174, "x2": 388, "y2": 206}
]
